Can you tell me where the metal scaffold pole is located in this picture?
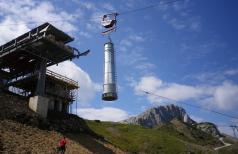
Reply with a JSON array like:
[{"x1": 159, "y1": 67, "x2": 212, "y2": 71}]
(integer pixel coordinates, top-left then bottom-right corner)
[{"x1": 75, "y1": 89, "x2": 78, "y2": 115}]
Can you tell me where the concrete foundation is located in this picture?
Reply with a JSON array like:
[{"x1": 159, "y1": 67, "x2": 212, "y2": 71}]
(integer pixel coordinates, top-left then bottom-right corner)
[{"x1": 29, "y1": 96, "x2": 49, "y2": 118}]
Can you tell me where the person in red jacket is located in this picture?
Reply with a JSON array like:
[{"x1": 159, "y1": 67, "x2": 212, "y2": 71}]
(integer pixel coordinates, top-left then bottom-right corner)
[{"x1": 58, "y1": 136, "x2": 67, "y2": 154}]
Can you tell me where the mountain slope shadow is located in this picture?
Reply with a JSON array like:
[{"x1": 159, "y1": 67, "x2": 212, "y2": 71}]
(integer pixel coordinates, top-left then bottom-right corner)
[{"x1": 47, "y1": 111, "x2": 116, "y2": 153}]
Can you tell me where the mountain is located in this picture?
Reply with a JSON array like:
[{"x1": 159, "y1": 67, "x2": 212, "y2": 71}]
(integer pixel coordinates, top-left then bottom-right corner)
[
  {"x1": 123, "y1": 104, "x2": 223, "y2": 138},
  {"x1": 123, "y1": 104, "x2": 195, "y2": 127}
]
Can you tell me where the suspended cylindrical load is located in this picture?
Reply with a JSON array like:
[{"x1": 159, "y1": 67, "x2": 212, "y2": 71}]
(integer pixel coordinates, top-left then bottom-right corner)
[{"x1": 102, "y1": 41, "x2": 118, "y2": 101}]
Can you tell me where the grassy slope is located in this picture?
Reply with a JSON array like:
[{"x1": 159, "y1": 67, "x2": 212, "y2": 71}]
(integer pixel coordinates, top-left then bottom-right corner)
[
  {"x1": 217, "y1": 143, "x2": 238, "y2": 154},
  {"x1": 2, "y1": 93, "x2": 236, "y2": 153},
  {"x1": 86, "y1": 120, "x2": 219, "y2": 154}
]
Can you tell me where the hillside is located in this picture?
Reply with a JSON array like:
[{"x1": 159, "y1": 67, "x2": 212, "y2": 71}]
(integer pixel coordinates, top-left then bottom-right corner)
[
  {"x1": 195, "y1": 122, "x2": 221, "y2": 137},
  {"x1": 217, "y1": 142, "x2": 238, "y2": 154},
  {"x1": 0, "y1": 120, "x2": 124, "y2": 153},
  {"x1": 87, "y1": 119, "x2": 223, "y2": 154},
  {"x1": 0, "y1": 93, "x2": 124, "y2": 153},
  {"x1": 1, "y1": 93, "x2": 237, "y2": 153}
]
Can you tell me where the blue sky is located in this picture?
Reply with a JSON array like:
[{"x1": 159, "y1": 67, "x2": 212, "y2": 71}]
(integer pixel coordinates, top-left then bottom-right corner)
[{"x1": 1, "y1": 0, "x2": 238, "y2": 136}]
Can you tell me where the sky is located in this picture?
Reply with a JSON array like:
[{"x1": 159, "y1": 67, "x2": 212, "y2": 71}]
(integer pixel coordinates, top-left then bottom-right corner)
[{"x1": 0, "y1": 0, "x2": 238, "y2": 136}]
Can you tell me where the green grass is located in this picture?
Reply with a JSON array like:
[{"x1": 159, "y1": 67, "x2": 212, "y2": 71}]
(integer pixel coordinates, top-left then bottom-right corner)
[
  {"x1": 156, "y1": 123, "x2": 221, "y2": 147},
  {"x1": 86, "y1": 120, "x2": 216, "y2": 154}
]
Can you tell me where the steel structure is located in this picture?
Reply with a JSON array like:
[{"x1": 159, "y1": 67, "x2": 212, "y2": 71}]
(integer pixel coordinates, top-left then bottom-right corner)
[
  {"x1": 0, "y1": 22, "x2": 79, "y2": 80},
  {"x1": 0, "y1": 22, "x2": 87, "y2": 114}
]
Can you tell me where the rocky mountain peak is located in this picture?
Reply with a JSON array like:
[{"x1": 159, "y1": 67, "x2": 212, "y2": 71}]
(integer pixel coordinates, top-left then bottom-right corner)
[
  {"x1": 123, "y1": 104, "x2": 195, "y2": 128},
  {"x1": 123, "y1": 104, "x2": 222, "y2": 137}
]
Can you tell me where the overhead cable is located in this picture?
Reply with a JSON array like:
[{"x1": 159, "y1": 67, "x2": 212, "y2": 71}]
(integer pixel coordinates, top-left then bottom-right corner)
[
  {"x1": 0, "y1": 0, "x2": 184, "y2": 27},
  {"x1": 141, "y1": 90, "x2": 238, "y2": 120}
]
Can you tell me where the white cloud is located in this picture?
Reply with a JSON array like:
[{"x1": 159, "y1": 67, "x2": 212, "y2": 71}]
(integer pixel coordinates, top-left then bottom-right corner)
[
  {"x1": 213, "y1": 82, "x2": 238, "y2": 110},
  {"x1": 79, "y1": 31, "x2": 92, "y2": 38},
  {"x1": 128, "y1": 35, "x2": 145, "y2": 42},
  {"x1": 184, "y1": 68, "x2": 238, "y2": 85},
  {"x1": 190, "y1": 115, "x2": 204, "y2": 123},
  {"x1": 134, "y1": 76, "x2": 212, "y2": 102},
  {"x1": 120, "y1": 34, "x2": 145, "y2": 47},
  {"x1": 168, "y1": 18, "x2": 186, "y2": 30},
  {"x1": 135, "y1": 62, "x2": 156, "y2": 70},
  {"x1": 118, "y1": 34, "x2": 155, "y2": 71},
  {"x1": 194, "y1": 72, "x2": 226, "y2": 84},
  {"x1": 166, "y1": 16, "x2": 201, "y2": 31},
  {"x1": 86, "y1": 11, "x2": 104, "y2": 33},
  {"x1": 135, "y1": 76, "x2": 163, "y2": 93},
  {"x1": 0, "y1": 0, "x2": 79, "y2": 44},
  {"x1": 180, "y1": 40, "x2": 226, "y2": 61},
  {"x1": 0, "y1": 17, "x2": 30, "y2": 44},
  {"x1": 101, "y1": 3, "x2": 115, "y2": 11},
  {"x1": 218, "y1": 126, "x2": 235, "y2": 137},
  {"x1": 225, "y1": 69, "x2": 238, "y2": 76},
  {"x1": 76, "y1": 107, "x2": 129, "y2": 122},
  {"x1": 158, "y1": 0, "x2": 201, "y2": 32},
  {"x1": 134, "y1": 75, "x2": 238, "y2": 111},
  {"x1": 190, "y1": 21, "x2": 201, "y2": 31},
  {"x1": 48, "y1": 61, "x2": 100, "y2": 104},
  {"x1": 80, "y1": 1, "x2": 96, "y2": 10}
]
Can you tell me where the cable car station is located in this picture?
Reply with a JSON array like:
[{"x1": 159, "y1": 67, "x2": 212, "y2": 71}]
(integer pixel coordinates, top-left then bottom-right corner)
[{"x1": 0, "y1": 22, "x2": 88, "y2": 117}]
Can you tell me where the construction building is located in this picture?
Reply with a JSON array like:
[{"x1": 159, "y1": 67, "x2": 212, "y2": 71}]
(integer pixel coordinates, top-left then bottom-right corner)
[{"x1": 0, "y1": 23, "x2": 88, "y2": 117}]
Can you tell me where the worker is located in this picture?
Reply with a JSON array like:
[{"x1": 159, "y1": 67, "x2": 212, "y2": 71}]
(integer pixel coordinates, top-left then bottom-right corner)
[{"x1": 58, "y1": 136, "x2": 67, "y2": 154}]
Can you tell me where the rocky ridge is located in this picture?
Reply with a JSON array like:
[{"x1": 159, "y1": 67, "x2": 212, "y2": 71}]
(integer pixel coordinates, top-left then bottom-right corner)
[
  {"x1": 123, "y1": 104, "x2": 195, "y2": 127},
  {"x1": 195, "y1": 122, "x2": 221, "y2": 137},
  {"x1": 123, "y1": 104, "x2": 221, "y2": 137}
]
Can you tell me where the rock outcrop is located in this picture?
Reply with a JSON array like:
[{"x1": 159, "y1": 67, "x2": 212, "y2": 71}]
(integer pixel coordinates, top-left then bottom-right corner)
[
  {"x1": 195, "y1": 122, "x2": 221, "y2": 137},
  {"x1": 123, "y1": 104, "x2": 222, "y2": 137},
  {"x1": 123, "y1": 104, "x2": 195, "y2": 128}
]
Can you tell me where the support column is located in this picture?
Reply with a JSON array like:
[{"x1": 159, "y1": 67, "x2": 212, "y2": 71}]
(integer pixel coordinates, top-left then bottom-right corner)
[
  {"x1": 0, "y1": 72, "x2": 3, "y2": 92},
  {"x1": 58, "y1": 100, "x2": 62, "y2": 112},
  {"x1": 29, "y1": 59, "x2": 49, "y2": 118},
  {"x1": 35, "y1": 59, "x2": 47, "y2": 96},
  {"x1": 0, "y1": 71, "x2": 6, "y2": 93}
]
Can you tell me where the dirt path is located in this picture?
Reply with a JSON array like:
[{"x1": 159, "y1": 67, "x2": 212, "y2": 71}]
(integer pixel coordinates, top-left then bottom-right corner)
[{"x1": 214, "y1": 137, "x2": 232, "y2": 151}]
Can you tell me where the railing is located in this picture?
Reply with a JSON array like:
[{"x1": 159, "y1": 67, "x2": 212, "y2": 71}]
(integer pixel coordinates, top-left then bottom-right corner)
[
  {"x1": 46, "y1": 69, "x2": 78, "y2": 87},
  {"x1": 45, "y1": 89, "x2": 76, "y2": 102}
]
